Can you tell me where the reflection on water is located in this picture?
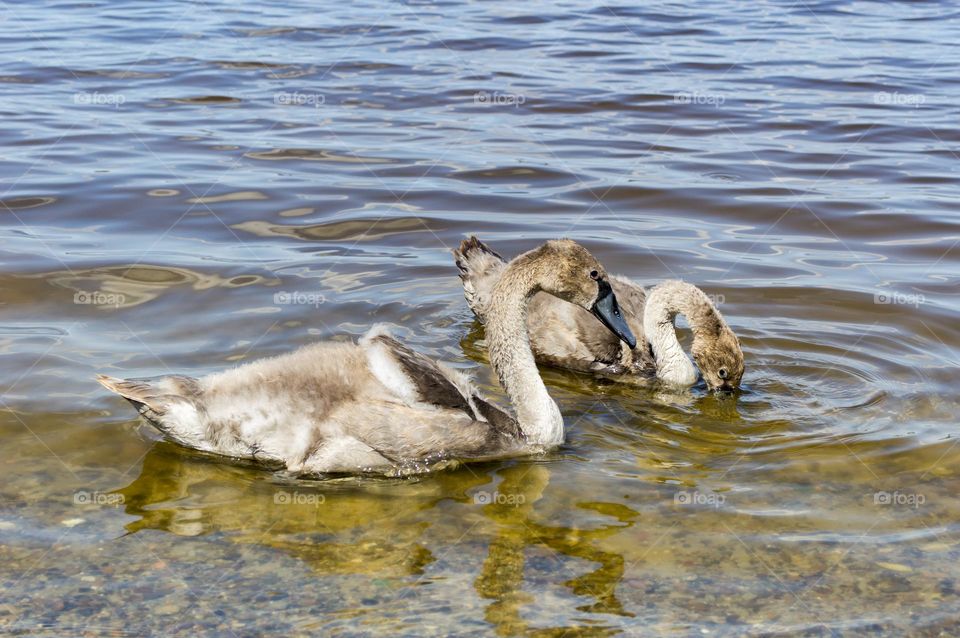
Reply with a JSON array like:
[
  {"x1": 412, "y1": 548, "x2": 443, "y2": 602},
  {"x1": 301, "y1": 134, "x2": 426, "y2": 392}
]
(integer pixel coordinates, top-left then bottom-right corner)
[
  {"x1": 2, "y1": 0, "x2": 960, "y2": 634},
  {"x1": 40, "y1": 264, "x2": 275, "y2": 308},
  {"x1": 117, "y1": 447, "x2": 639, "y2": 634},
  {"x1": 233, "y1": 215, "x2": 436, "y2": 242}
]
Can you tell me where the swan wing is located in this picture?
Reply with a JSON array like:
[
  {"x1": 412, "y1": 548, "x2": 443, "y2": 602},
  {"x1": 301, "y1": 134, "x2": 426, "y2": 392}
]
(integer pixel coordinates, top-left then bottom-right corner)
[
  {"x1": 362, "y1": 329, "x2": 521, "y2": 439},
  {"x1": 607, "y1": 275, "x2": 656, "y2": 374},
  {"x1": 525, "y1": 277, "x2": 652, "y2": 374},
  {"x1": 525, "y1": 275, "x2": 656, "y2": 376}
]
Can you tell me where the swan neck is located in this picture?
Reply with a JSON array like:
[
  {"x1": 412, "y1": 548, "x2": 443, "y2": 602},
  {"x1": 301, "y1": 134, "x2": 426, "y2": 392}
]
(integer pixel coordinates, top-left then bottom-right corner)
[
  {"x1": 643, "y1": 284, "x2": 700, "y2": 386},
  {"x1": 485, "y1": 265, "x2": 563, "y2": 447}
]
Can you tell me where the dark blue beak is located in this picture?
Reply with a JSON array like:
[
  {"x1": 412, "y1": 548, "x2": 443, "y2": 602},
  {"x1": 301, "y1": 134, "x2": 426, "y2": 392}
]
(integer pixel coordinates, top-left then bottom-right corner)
[{"x1": 590, "y1": 279, "x2": 637, "y2": 349}]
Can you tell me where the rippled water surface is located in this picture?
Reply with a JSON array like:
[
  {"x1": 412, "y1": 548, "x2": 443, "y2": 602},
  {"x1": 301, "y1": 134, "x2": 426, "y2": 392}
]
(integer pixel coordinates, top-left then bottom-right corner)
[{"x1": 2, "y1": 0, "x2": 959, "y2": 635}]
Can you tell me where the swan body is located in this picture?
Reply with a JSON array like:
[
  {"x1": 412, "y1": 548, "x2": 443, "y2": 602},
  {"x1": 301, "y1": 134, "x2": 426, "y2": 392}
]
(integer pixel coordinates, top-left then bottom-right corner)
[
  {"x1": 454, "y1": 237, "x2": 744, "y2": 391},
  {"x1": 98, "y1": 240, "x2": 635, "y2": 476}
]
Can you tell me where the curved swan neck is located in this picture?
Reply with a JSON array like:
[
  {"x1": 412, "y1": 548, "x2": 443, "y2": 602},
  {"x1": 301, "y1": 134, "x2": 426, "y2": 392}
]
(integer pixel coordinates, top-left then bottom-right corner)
[
  {"x1": 643, "y1": 281, "x2": 718, "y2": 386},
  {"x1": 485, "y1": 255, "x2": 563, "y2": 448}
]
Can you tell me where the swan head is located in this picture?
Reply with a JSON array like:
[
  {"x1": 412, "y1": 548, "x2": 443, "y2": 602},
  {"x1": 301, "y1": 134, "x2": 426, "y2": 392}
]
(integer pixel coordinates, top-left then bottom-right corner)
[
  {"x1": 691, "y1": 327, "x2": 744, "y2": 392},
  {"x1": 645, "y1": 280, "x2": 745, "y2": 392},
  {"x1": 531, "y1": 240, "x2": 637, "y2": 349}
]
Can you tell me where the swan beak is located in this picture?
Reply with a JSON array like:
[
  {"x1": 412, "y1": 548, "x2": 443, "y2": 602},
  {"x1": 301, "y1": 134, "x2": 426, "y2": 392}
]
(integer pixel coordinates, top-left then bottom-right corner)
[{"x1": 591, "y1": 279, "x2": 637, "y2": 349}]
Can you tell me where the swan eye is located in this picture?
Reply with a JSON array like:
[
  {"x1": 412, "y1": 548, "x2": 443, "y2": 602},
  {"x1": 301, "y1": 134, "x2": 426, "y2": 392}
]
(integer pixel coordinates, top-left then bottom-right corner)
[
  {"x1": 718, "y1": 368, "x2": 728, "y2": 379},
  {"x1": 589, "y1": 270, "x2": 599, "y2": 280}
]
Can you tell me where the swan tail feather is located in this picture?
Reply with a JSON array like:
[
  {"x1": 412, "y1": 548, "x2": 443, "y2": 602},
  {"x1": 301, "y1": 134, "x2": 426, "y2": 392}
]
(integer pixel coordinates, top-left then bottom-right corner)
[
  {"x1": 453, "y1": 236, "x2": 506, "y2": 318},
  {"x1": 97, "y1": 374, "x2": 204, "y2": 446}
]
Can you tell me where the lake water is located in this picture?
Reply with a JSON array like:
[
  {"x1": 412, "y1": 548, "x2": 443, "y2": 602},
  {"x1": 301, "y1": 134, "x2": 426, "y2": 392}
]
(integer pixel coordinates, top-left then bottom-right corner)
[{"x1": 1, "y1": 0, "x2": 959, "y2": 635}]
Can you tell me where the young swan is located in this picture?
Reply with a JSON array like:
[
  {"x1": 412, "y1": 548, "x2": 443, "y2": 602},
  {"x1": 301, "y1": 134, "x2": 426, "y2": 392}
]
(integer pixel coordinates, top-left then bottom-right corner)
[
  {"x1": 97, "y1": 240, "x2": 635, "y2": 476},
  {"x1": 454, "y1": 237, "x2": 744, "y2": 392}
]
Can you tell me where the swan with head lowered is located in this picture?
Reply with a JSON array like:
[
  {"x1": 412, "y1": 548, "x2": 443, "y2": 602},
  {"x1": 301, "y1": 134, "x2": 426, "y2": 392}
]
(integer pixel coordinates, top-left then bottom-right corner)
[
  {"x1": 454, "y1": 237, "x2": 743, "y2": 392},
  {"x1": 97, "y1": 240, "x2": 636, "y2": 476}
]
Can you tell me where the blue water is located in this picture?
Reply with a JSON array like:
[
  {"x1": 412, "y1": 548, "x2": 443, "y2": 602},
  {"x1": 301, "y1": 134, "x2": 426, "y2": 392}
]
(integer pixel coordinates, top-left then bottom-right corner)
[{"x1": 1, "y1": 1, "x2": 959, "y2": 635}]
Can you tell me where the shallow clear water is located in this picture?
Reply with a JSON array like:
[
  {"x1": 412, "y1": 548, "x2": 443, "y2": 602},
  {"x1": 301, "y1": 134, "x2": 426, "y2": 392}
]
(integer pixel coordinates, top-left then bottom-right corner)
[{"x1": 1, "y1": 0, "x2": 959, "y2": 635}]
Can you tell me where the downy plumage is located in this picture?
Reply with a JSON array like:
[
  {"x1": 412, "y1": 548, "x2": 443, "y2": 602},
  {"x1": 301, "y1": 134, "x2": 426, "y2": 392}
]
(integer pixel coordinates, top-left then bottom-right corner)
[
  {"x1": 453, "y1": 237, "x2": 744, "y2": 391},
  {"x1": 98, "y1": 240, "x2": 636, "y2": 476}
]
